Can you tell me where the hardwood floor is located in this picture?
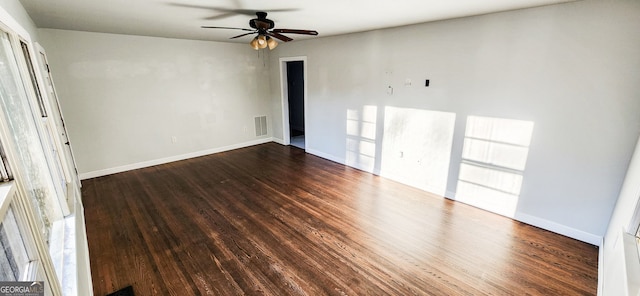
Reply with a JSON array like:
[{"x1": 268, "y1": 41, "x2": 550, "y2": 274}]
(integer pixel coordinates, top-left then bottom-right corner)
[{"x1": 83, "y1": 143, "x2": 598, "y2": 295}]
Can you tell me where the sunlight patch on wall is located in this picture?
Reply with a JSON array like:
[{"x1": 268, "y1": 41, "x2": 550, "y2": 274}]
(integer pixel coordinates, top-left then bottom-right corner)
[
  {"x1": 346, "y1": 105, "x2": 378, "y2": 171},
  {"x1": 455, "y1": 116, "x2": 534, "y2": 217},
  {"x1": 380, "y1": 107, "x2": 456, "y2": 196}
]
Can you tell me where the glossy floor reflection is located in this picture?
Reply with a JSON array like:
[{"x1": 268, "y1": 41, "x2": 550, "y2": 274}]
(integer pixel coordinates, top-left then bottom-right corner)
[{"x1": 83, "y1": 143, "x2": 598, "y2": 295}]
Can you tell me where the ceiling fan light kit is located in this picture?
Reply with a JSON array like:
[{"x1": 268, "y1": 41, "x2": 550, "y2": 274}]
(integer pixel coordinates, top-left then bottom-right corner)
[
  {"x1": 250, "y1": 35, "x2": 276, "y2": 50},
  {"x1": 202, "y1": 11, "x2": 318, "y2": 50},
  {"x1": 266, "y1": 37, "x2": 278, "y2": 50},
  {"x1": 249, "y1": 37, "x2": 260, "y2": 50}
]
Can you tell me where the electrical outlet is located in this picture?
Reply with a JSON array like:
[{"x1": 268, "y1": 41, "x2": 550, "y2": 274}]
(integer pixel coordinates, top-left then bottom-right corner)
[{"x1": 171, "y1": 136, "x2": 177, "y2": 143}]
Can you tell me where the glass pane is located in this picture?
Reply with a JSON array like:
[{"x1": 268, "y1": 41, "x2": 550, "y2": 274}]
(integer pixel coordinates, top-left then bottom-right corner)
[
  {"x1": 0, "y1": 206, "x2": 30, "y2": 281},
  {"x1": 0, "y1": 32, "x2": 62, "y2": 244},
  {"x1": 0, "y1": 137, "x2": 12, "y2": 181},
  {"x1": 20, "y1": 41, "x2": 46, "y2": 117}
]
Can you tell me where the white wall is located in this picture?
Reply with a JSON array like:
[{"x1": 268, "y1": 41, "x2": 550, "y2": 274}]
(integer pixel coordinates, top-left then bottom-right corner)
[
  {"x1": 0, "y1": 0, "x2": 38, "y2": 38},
  {"x1": 269, "y1": 0, "x2": 640, "y2": 243},
  {"x1": 601, "y1": 135, "x2": 640, "y2": 295},
  {"x1": 37, "y1": 29, "x2": 273, "y2": 178}
]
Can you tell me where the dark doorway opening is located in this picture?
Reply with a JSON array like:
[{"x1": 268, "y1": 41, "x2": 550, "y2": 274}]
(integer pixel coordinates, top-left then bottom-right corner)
[{"x1": 287, "y1": 61, "x2": 305, "y2": 149}]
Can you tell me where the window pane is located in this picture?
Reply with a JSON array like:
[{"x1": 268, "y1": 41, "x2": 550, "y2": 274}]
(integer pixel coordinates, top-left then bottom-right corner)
[
  {"x1": 0, "y1": 32, "x2": 62, "y2": 244},
  {"x1": 0, "y1": 137, "x2": 12, "y2": 182},
  {"x1": 20, "y1": 41, "x2": 46, "y2": 118},
  {"x1": 0, "y1": 206, "x2": 30, "y2": 281}
]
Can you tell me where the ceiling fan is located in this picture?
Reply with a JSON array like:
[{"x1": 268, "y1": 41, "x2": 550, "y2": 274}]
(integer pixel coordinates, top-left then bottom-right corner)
[{"x1": 201, "y1": 11, "x2": 318, "y2": 50}]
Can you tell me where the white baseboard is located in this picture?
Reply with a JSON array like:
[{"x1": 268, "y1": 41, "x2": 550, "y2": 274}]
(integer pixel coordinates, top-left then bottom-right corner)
[
  {"x1": 79, "y1": 138, "x2": 274, "y2": 180},
  {"x1": 305, "y1": 148, "x2": 346, "y2": 166},
  {"x1": 444, "y1": 190, "x2": 456, "y2": 200},
  {"x1": 514, "y1": 212, "x2": 602, "y2": 246},
  {"x1": 272, "y1": 137, "x2": 286, "y2": 145},
  {"x1": 305, "y1": 148, "x2": 383, "y2": 174},
  {"x1": 598, "y1": 238, "x2": 604, "y2": 296}
]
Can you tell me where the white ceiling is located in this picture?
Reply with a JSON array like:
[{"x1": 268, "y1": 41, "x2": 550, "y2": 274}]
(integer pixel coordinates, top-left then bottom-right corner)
[{"x1": 19, "y1": 0, "x2": 574, "y2": 43}]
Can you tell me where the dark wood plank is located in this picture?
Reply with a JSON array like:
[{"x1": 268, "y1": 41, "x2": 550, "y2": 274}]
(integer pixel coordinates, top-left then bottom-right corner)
[{"x1": 83, "y1": 143, "x2": 598, "y2": 296}]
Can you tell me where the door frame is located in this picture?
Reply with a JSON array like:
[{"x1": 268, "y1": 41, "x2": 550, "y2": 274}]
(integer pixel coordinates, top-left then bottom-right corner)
[{"x1": 279, "y1": 56, "x2": 307, "y2": 147}]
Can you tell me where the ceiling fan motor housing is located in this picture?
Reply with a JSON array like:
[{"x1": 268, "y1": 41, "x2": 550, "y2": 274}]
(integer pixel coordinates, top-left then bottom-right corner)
[{"x1": 249, "y1": 12, "x2": 274, "y2": 30}]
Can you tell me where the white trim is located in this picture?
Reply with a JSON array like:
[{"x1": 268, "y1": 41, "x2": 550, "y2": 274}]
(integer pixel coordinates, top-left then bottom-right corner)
[
  {"x1": 279, "y1": 56, "x2": 307, "y2": 147},
  {"x1": 622, "y1": 231, "x2": 640, "y2": 295},
  {"x1": 279, "y1": 59, "x2": 289, "y2": 146},
  {"x1": 13, "y1": 37, "x2": 70, "y2": 216},
  {"x1": 0, "y1": 6, "x2": 30, "y2": 42},
  {"x1": 79, "y1": 138, "x2": 274, "y2": 180},
  {"x1": 0, "y1": 182, "x2": 15, "y2": 221},
  {"x1": 49, "y1": 218, "x2": 66, "y2": 289},
  {"x1": 514, "y1": 211, "x2": 602, "y2": 246},
  {"x1": 306, "y1": 148, "x2": 382, "y2": 175},
  {"x1": 598, "y1": 238, "x2": 604, "y2": 296},
  {"x1": 444, "y1": 190, "x2": 456, "y2": 200},
  {"x1": 74, "y1": 199, "x2": 93, "y2": 296},
  {"x1": 305, "y1": 148, "x2": 345, "y2": 166},
  {"x1": 35, "y1": 43, "x2": 81, "y2": 190},
  {"x1": 271, "y1": 137, "x2": 286, "y2": 145}
]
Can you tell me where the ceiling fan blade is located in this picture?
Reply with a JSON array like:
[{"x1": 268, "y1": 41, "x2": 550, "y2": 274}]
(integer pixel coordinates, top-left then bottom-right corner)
[
  {"x1": 169, "y1": 4, "x2": 298, "y2": 16},
  {"x1": 203, "y1": 13, "x2": 237, "y2": 21},
  {"x1": 223, "y1": 9, "x2": 261, "y2": 16},
  {"x1": 272, "y1": 29, "x2": 318, "y2": 36},
  {"x1": 212, "y1": 8, "x2": 299, "y2": 16},
  {"x1": 267, "y1": 8, "x2": 299, "y2": 13},
  {"x1": 230, "y1": 32, "x2": 256, "y2": 39},
  {"x1": 168, "y1": 3, "x2": 222, "y2": 10},
  {"x1": 267, "y1": 32, "x2": 293, "y2": 42},
  {"x1": 168, "y1": 4, "x2": 255, "y2": 15},
  {"x1": 201, "y1": 26, "x2": 255, "y2": 32}
]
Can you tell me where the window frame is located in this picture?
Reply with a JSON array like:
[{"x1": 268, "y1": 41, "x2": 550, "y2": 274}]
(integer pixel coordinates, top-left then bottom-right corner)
[
  {"x1": 0, "y1": 190, "x2": 38, "y2": 281},
  {"x1": 0, "y1": 137, "x2": 12, "y2": 182},
  {"x1": 0, "y1": 14, "x2": 63, "y2": 295},
  {"x1": 16, "y1": 37, "x2": 71, "y2": 216}
]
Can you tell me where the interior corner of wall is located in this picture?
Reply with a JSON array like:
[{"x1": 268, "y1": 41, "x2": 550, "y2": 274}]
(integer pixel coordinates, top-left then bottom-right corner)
[
  {"x1": 514, "y1": 211, "x2": 602, "y2": 246},
  {"x1": 271, "y1": 137, "x2": 286, "y2": 145}
]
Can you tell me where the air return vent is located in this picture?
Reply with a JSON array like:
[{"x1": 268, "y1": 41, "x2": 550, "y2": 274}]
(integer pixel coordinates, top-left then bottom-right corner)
[{"x1": 254, "y1": 116, "x2": 267, "y2": 136}]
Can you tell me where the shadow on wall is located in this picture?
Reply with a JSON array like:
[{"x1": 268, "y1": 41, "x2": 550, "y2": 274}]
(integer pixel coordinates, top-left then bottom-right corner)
[{"x1": 345, "y1": 105, "x2": 534, "y2": 218}]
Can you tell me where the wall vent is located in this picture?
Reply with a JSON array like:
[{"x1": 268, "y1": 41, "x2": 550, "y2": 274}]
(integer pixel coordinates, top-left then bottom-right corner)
[{"x1": 254, "y1": 116, "x2": 267, "y2": 136}]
